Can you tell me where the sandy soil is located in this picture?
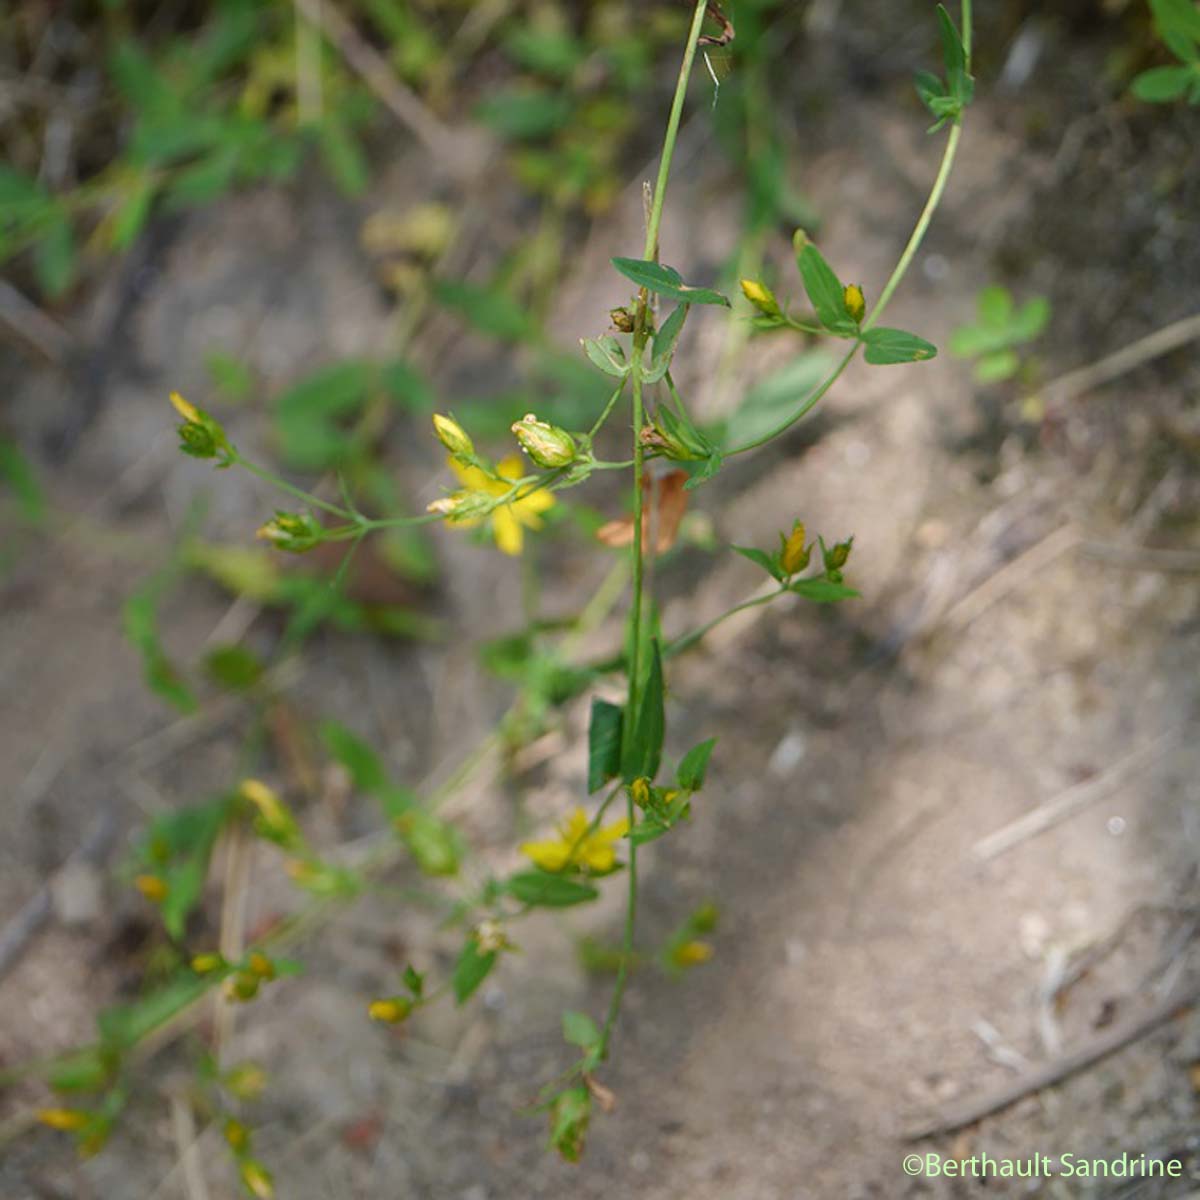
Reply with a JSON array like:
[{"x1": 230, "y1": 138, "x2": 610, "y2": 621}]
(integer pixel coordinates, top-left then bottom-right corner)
[{"x1": 2, "y1": 4, "x2": 1198, "y2": 1198}]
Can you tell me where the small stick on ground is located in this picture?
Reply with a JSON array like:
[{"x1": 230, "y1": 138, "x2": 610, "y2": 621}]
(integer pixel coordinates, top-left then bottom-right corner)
[
  {"x1": 905, "y1": 978, "x2": 1200, "y2": 1141},
  {"x1": 170, "y1": 1092, "x2": 212, "y2": 1200},
  {"x1": 291, "y1": 0, "x2": 481, "y2": 173},
  {"x1": 1036, "y1": 311, "x2": 1200, "y2": 408},
  {"x1": 972, "y1": 725, "x2": 1181, "y2": 862},
  {"x1": 214, "y1": 822, "x2": 253, "y2": 1067}
]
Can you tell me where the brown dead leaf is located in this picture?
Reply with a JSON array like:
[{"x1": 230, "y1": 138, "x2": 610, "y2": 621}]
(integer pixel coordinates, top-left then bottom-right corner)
[{"x1": 596, "y1": 469, "x2": 688, "y2": 556}]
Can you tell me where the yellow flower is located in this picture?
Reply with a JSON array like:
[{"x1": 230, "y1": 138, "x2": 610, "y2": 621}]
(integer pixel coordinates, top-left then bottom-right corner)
[
  {"x1": 368, "y1": 997, "x2": 411, "y2": 1024},
  {"x1": 740, "y1": 278, "x2": 780, "y2": 316},
  {"x1": 445, "y1": 455, "x2": 555, "y2": 556},
  {"x1": 134, "y1": 874, "x2": 168, "y2": 904},
  {"x1": 780, "y1": 520, "x2": 810, "y2": 576},
  {"x1": 37, "y1": 1108, "x2": 89, "y2": 1132},
  {"x1": 520, "y1": 807, "x2": 629, "y2": 874},
  {"x1": 239, "y1": 1159, "x2": 274, "y2": 1199},
  {"x1": 843, "y1": 283, "x2": 866, "y2": 323},
  {"x1": 671, "y1": 940, "x2": 714, "y2": 968},
  {"x1": 169, "y1": 391, "x2": 200, "y2": 423}
]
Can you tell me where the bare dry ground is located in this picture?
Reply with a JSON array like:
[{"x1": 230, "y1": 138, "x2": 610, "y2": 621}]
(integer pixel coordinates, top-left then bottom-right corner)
[{"x1": 3, "y1": 4, "x2": 1199, "y2": 1198}]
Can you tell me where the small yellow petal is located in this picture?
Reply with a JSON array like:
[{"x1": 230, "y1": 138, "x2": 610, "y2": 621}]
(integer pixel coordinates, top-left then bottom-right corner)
[
  {"x1": 135, "y1": 874, "x2": 168, "y2": 904},
  {"x1": 520, "y1": 839, "x2": 571, "y2": 871},
  {"x1": 495, "y1": 455, "x2": 525, "y2": 481},
  {"x1": 492, "y1": 507, "x2": 523, "y2": 555},
  {"x1": 169, "y1": 391, "x2": 200, "y2": 423},
  {"x1": 673, "y1": 940, "x2": 714, "y2": 967},
  {"x1": 449, "y1": 456, "x2": 489, "y2": 490},
  {"x1": 38, "y1": 1108, "x2": 89, "y2": 1132}
]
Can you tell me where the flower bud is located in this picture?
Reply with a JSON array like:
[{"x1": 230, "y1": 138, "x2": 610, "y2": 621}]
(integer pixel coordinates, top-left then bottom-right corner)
[
  {"x1": 780, "y1": 521, "x2": 811, "y2": 576},
  {"x1": 822, "y1": 535, "x2": 854, "y2": 573},
  {"x1": 639, "y1": 406, "x2": 711, "y2": 463},
  {"x1": 474, "y1": 918, "x2": 510, "y2": 954},
  {"x1": 191, "y1": 952, "x2": 226, "y2": 975},
  {"x1": 740, "y1": 278, "x2": 781, "y2": 317},
  {"x1": 609, "y1": 306, "x2": 636, "y2": 333},
  {"x1": 512, "y1": 414, "x2": 578, "y2": 468},
  {"x1": 239, "y1": 779, "x2": 301, "y2": 849},
  {"x1": 246, "y1": 951, "x2": 276, "y2": 981},
  {"x1": 224, "y1": 1117, "x2": 251, "y2": 1153},
  {"x1": 255, "y1": 510, "x2": 323, "y2": 553},
  {"x1": 37, "y1": 1108, "x2": 90, "y2": 1132},
  {"x1": 239, "y1": 1159, "x2": 274, "y2": 1199},
  {"x1": 432, "y1": 414, "x2": 474, "y2": 459},
  {"x1": 224, "y1": 1062, "x2": 268, "y2": 1100},
  {"x1": 169, "y1": 392, "x2": 230, "y2": 462},
  {"x1": 629, "y1": 778, "x2": 652, "y2": 810},
  {"x1": 227, "y1": 972, "x2": 260, "y2": 1003},
  {"x1": 843, "y1": 284, "x2": 866, "y2": 324},
  {"x1": 368, "y1": 997, "x2": 412, "y2": 1024},
  {"x1": 671, "y1": 939, "x2": 714, "y2": 968},
  {"x1": 134, "y1": 874, "x2": 168, "y2": 904}
]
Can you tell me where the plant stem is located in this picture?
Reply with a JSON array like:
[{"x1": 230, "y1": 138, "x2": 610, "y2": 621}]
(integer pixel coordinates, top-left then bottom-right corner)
[
  {"x1": 602, "y1": 0, "x2": 711, "y2": 1066},
  {"x1": 233, "y1": 454, "x2": 355, "y2": 521},
  {"x1": 665, "y1": 585, "x2": 788, "y2": 658}
]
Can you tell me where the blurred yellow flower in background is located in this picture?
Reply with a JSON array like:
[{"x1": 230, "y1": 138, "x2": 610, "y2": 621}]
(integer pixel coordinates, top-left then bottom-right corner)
[{"x1": 521, "y1": 807, "x2": 629, "y2": 873}]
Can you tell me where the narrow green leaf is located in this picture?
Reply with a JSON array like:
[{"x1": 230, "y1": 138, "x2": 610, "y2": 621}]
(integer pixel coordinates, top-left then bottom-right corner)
[
  {"x1": 1131, "y1": 65, "x2": 1194, "y2": 102},
  {"x1": 610, "y1": 257, "x2": 730, "y2": 307},
  {"x1": 505, "y1": 870, "x2": 599, "y2": 908},
  {"x1": 320, "y1": 721, "x2": 388, "y2": 793},
  {"x1": 973, "y1": 349, "x2": 1020, "y2": 383},
  {"x1": 434, "y1": 279, "x2": 538, "y2": 341},
  {"x1": 561, "y1": 1010, "x2": 601, "y2": 1050},
  {"x1": 34, "y1": 211, "x2": 76, "y2": 299},
  {"x1": 318, "y1": 117, "x2": 369, "y2": 196},
  {"x1": 732, "y1": 545, "x2": 783, "y2": 581},
  {"x1": 452, "y1": 937, "x2": 497, "y2": 1004},
  {"x1": 0, "y1": 436, "x2": 46, "y2": 523},
  {"x1": 861, "y1": 327, "x2": 938, "y2": 365},
  {"x1": 790, "y1": 578, "x2": 860, "y2": 603},
  {"x1": 621, "y1": 639, "x2": 664, "y2": 783},
  {"x1": 98, "y1": 973, "x2": 214, "y2": 1050},
  {"x1": 581, "y1": 336, "x2": 630, "y2": 378},
  {"x1": 795, "y1": 241, "x2": 856, "y2": 335},
  {"x1": 587, "y1": 699, "x2": 624, "y2": 794},
  {"x1": 1151, "y1": 0, "x2": 1200, "y2": 42},
  {"x1": 676, "y1": 738, "x2": 716, "y2": 792},
  {"x1": 647, "y1": 304, "x2": 690, "y2": 381}
]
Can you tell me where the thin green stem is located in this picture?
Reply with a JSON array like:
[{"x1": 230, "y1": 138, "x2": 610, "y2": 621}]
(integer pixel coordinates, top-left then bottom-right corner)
[
  {"x1": 727, "y1": 0, "x2": 972, "y2": 457},
  {"x1": 588, "y1": 380, "x2": 629, "y2": 440},
  {"x1": 598, "y1": 788, "x2": 637, "y2": 1059},
  {"x1": 665, "y1": 585, "x2": 788, "y2": 659},
  {"x1": 233, "y1": 453, "x2": 355, "y2": 521}
]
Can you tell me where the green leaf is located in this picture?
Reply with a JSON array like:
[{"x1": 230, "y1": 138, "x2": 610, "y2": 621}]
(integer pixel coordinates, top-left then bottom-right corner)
[
  {"x1": 98, "y1": 973, "x2": 215, "y2": 1050},
  {"x1": 720, "y1": 351, "x2": 833, "y2": 451},
  {"x1": 398, "y1": 809, "x2": 460, "y2": 876},
  {"x1": 320, "y1": 721, "x2": 389, "y2": 793},
  {"x1": 434, "y1": 279, "x2": 538, "y2": 341},
  {"x1": 34, "y1": 210, "x2": 76, "y2": 299},
  {"x1": 561, "y1": 1010, "x2": 601, "y2": 1050},
  {"x1": 646, "y1": 304, "x2": 690, "y2": 381},
  {"x1": 683, "y1": 450, "x2": 724, "y2": 491},
  {"x1": 1151, "y1": 0, "x2": 1200, "y2": 42},
  {"x1": 610, "y1": 258, "x2": 730, "y2": 307},
  {"x1": 587, "y1": 698, "x2": 624, "y2": 794},
  {"x1": 790, "y1": 578, "x2": 860, "y2": 603},
  {"x1": 318, "y1": 117, "x2": 369, "y2": 196},
  {"x1": 581, "y1": 336, "x2": 630, "y2": 378},
  {"x1": 203, "y1": 644, "x2": 264, "y2": 691},
  {"x1": 205, "y1": 351, "x2": 254, "y2": 401},
  {"x1": 474, "y1": 88, "x2": 573, "y2": 140},
  {"x1": 936, "y1": 4, "x2": 967, "y2": 81},
  {"x1": 123, "y1": 589, "x2": 197, "y2": 714},
  {"x1": 861, "y1": 327, "x2": 938, "y2": 365},
  {"x1": 504, "y1": 28, "x2": 586, "y2": 78},
  {"x1": 676, "y1": 738, "x2": 716, "y2": 792},
  {"x1": 505, "y1": 870, "x2": 600, "y2": 907},
  {"x1": 977, "y1": 284, "x2": 1014, "y2": 326},
  {"x1": 732, "y1": 544, "x2": 783, "y2": 581},
  {"x1": 0, "y1": 436, "x2": 46, "y2": 523},
  {"x1": 452, "y1": 938, "x2": 497, "y2": 1004},
  {"x1": 47, "y1": 1047, "x2": 114, "y2": 1094},
  {"x1": 1131, "y1": 65, "x2": 1194, "y2": 101},
  {"x1": 109, "y1": 175, "x2": 157, "y2": 250},
  {"x1": 794, "y1": 241, "x2": 856, "y2": 335},
  {"x1": 974, "y1": 349, "x2": 1020, "y2": 383},
  {"x1": 274, "y1": 360, "x2": 373, "y2": 470},
  {"x1": 628, "y1": 816, "x2": 670, "y2": 845},
  {"x1": 402, "y1": 965, "x2": 425, "y2": 997},
  {"x1": 621, "y1": 640, "x2": 664, "y2": 783},
  {"x1": 139, "y1": 796, "x2": 233, "y2": 939}
]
